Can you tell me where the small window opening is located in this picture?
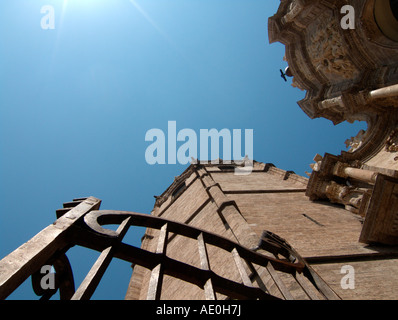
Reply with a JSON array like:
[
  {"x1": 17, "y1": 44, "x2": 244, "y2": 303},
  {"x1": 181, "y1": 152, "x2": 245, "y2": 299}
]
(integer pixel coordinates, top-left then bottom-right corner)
[
  {"x1": 218, "y1": 166, "x2": 235, "y2": 171},
  {"x1": 172, "y1": 182, "x2": 186, "y2": 198}
]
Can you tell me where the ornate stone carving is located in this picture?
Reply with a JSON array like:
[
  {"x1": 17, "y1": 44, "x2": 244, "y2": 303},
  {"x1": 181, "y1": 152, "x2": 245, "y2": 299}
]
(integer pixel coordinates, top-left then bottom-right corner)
[
  {"x1": 332, "y1": 161, "x2": 350, "y2": 178},
  {"x1": 283, "y1": 1, "x2": 304, "y2": 25},
  {"x1": 307, "y1": 16, "x2": 359, "y2": 80},
  {"x1": 321, "y1": 181, "x2": 364, "y2": 212},
  {"x1": 269, "y1": 0, "x2": 398, "y2": 129},
  {"x1": 309, "y1": 154, "x2": 323, "y2": 172},
  {"x1": 345, "y1": 129, "x2": 367, "y2": 153},
  {"x1": 386, "y1": 129, "x2": 398, "y2": 152}
]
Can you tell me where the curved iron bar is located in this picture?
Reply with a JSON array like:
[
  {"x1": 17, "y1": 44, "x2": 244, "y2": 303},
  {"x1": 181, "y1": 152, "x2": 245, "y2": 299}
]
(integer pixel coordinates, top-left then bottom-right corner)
[
  {"x1": 82, "y1": 210, "x2": 303, "y2": 299},
  {"x1": 31, "y1": 252, "x2": 75, "y2": 300},
  {"x1": 82, "y1": 210, "x2": 340, "y2": 300},
  {"x1": 254, "y1": 230, "x2": 341, "y2": 300},
  {"x1": 84, "y1": 210, "x2": 306, "y2": 275}
]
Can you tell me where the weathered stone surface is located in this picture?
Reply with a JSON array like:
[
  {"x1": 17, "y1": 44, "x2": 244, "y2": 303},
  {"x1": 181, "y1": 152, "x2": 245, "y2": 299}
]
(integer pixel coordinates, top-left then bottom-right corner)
[{"x1": 126, "y1": 161, "x2": 398, "y2": 300}]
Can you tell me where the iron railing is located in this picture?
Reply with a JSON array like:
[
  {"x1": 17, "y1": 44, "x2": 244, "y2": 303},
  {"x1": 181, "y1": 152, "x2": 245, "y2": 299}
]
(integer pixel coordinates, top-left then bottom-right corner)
[{"x1": 0, "y1": 197, "x2": 340, "y2": 300}]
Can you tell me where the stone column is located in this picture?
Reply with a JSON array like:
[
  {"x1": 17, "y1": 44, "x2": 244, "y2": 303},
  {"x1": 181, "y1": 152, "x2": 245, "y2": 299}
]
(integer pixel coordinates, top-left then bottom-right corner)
[
  {"x1": 369, "y1": 84, "x2": 398, "y2": 101},
  {"x1": 333, "y1": 162, "x2": 378, "y2": 184}
]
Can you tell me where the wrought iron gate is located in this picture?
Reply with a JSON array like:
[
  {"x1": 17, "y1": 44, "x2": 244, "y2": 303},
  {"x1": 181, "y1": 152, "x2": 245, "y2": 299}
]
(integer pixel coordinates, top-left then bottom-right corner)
[{"x1": 0, "y1": 197, "x2": 340, "y2": 300}]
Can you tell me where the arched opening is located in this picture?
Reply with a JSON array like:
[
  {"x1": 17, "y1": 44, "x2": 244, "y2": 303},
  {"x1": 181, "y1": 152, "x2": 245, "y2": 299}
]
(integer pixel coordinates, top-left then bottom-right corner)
[{"x1": 171, "y1": 182, "x2": 186, "y2": 199}]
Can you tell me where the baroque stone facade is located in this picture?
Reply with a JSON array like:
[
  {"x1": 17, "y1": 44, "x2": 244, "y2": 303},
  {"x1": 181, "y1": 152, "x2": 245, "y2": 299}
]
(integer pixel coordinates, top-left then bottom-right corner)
[
  {"x1": 270, "y1": 0, "x2": 398, "y2": 245},
  {"x1": 269, "y1": 0, "x2": 398, "y2": 126}
]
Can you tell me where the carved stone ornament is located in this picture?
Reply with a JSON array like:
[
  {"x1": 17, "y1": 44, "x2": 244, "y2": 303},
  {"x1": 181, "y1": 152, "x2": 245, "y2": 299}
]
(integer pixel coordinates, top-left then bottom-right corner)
[
  {"x1": 309, "y1": 154, "x2": 323, "y2": 172},
  {"x1": 321, "y1": 181, "x2": 364, "y2": 211},
  {"x1": 332, "y1": 161, "x2": 349, "y2": 178},
  {"x1": 307, "y1": 15, "x2": 359, "y2": 80},
  {"x1": 283, "y1": 1, "x2": 304, "y2": 25},
  {"x1": 386, "y1": 129, "x2": 398, "y2": 152},
  {"x1": 345, "y1": 129, "x2": 367, "y2": 153}
]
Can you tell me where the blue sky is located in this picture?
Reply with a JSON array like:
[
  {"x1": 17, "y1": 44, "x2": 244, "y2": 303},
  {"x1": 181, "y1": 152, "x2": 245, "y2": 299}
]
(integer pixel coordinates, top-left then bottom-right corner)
[{"x1": 0, "y1": 0, "x2": 366, "y2": 299}]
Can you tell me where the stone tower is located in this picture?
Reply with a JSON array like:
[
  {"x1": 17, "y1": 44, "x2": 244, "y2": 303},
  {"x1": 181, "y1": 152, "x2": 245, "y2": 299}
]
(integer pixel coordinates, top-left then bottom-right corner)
[
  {"x1": 126, "y1": 0, "x2": 398, "y2": 300},
  {"x1": 126, "y1": 161, "x2": 398, "y2": 300}
]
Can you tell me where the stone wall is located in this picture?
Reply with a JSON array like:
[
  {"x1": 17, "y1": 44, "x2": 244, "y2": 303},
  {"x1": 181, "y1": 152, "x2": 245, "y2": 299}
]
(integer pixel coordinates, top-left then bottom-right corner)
[{"x1": 125, "y1": 162, "x2": 398, "y2": 300}]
